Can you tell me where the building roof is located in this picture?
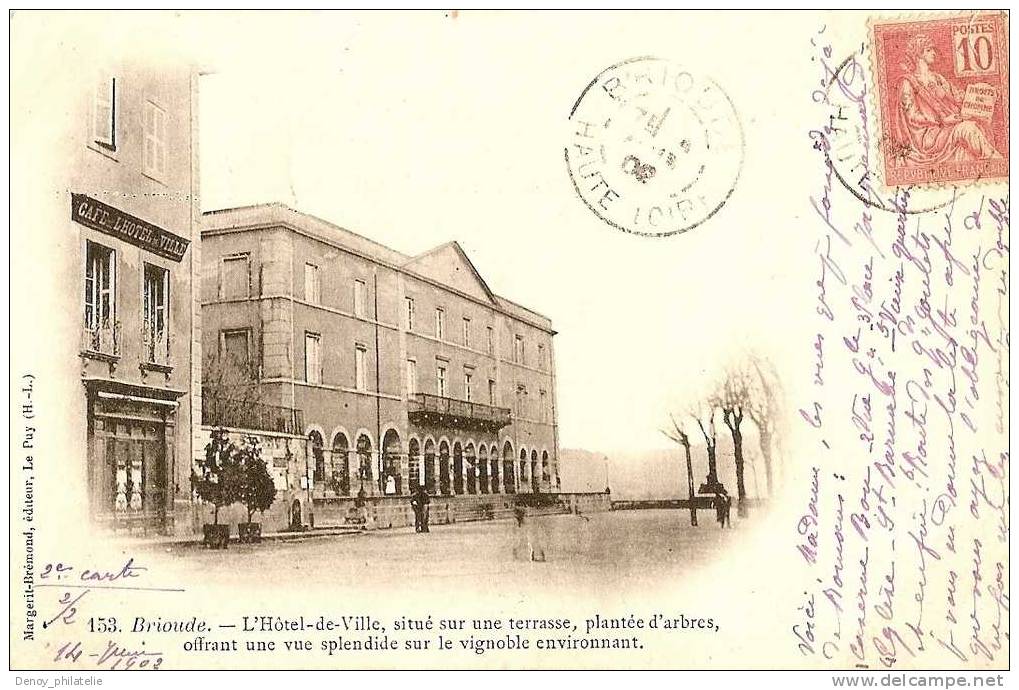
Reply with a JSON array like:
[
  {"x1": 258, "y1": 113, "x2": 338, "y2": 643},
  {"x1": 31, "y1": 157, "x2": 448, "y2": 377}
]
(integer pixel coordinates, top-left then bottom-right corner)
[{"x1": 202, "y1": 203, "x2": 555, "y2": 333}]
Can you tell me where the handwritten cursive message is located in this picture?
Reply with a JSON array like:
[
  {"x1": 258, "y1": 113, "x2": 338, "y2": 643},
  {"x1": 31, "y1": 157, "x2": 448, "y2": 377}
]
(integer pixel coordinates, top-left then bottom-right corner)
[
  {"x1": 39, "y1": 557, "x2": 180, "y2": 670},
  {"x1": 795, "y1": 25, "x2": 1010, "y2": 669}
]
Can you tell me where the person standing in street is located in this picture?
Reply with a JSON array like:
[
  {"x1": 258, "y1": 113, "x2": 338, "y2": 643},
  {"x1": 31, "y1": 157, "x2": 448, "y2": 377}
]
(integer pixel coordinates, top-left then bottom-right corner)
[{"x1": 411, "y1": 484, "x2": 430, "y2": 533}]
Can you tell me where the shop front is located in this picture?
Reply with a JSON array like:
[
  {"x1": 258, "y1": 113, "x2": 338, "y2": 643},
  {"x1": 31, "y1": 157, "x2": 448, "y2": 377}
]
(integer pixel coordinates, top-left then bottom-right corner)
[{"x1": 85, "y1": 379, "x2": 184, "y2": 534}]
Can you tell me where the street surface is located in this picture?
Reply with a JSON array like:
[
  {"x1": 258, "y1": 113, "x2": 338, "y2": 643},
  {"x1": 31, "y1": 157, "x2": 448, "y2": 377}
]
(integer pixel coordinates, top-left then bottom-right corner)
[{"x1": 167, "y1": 509, "x2": 741, "y2": 599}]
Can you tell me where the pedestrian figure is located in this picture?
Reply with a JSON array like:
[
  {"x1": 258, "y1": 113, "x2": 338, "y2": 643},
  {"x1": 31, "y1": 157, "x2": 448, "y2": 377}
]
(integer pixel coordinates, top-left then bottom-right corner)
[
  {"x1": 512, "y1": 506, "x2": 546, "y2": 562},
  {"x1": 385, "y1": 473, "x2": 397, "y2": 496},
  {"x1": 722, "y1": 494, "x2": 733, "y2": 528},
  {"x1": 572, "y1": 497, "x2": 590, "y2": 522},
  {"x1": 410, "y1": 484, "x2": 430, "y2": 533},
  {"x1": 355, "y1": 486, "x2": 373, "y2": 530},
  {"x1": 714, "y1": 490, "x2": 727, "y2": 528}
]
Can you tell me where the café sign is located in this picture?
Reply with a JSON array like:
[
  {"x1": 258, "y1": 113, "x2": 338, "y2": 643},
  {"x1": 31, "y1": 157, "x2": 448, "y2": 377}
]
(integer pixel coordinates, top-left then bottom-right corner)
[{"x1": 71, "y1": 193, "x2": 190, "y2": 262}]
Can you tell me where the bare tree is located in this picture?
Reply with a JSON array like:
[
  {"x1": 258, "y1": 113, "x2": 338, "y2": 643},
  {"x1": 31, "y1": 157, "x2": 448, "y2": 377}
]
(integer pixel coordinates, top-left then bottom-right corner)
[
  {"x1": 662, "y1": 353, "x2": 783, "y2": 525},
  {"x1": 202, "y1": 348, "x2": 266, "y2": 429},
  {"x1": 719, "y1": 369, "x2": 751, "y2": 517},
  {"x1": 690, "y1": 398, "x2": 723, "y2": 495},
  {"x1": 661, "y1": 413, "x2": 697, "y2": 526},
  {"x1": 746, "y1": 355, "x2": 785, "y2": 496}
]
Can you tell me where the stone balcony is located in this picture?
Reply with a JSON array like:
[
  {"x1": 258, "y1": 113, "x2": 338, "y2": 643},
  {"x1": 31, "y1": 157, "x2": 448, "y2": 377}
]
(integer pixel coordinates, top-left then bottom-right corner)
[{"x1": 407, "y1": 393, "x2": 511, "y2": 433}]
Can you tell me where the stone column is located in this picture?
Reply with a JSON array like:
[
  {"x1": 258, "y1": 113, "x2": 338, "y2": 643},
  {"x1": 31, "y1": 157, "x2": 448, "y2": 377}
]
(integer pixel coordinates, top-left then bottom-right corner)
[{"x1": 399, "y1": 451, "x2": 409, "y2": 495}]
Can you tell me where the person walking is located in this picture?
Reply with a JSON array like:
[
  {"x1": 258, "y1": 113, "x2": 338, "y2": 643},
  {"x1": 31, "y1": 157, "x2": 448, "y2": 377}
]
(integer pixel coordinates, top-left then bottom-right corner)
[
  {"x1": 355, "y1": 486, "x2": 374, "y2": 530},
  {"x1": 410, "y1": 484, "x2": 430, "y2": 533},
  {"x1": 714, "y1": 490, "x2": 726, "y2": 528},
  {"x1": 512, "y1": 505, "x2": 546, "y2": 562}
]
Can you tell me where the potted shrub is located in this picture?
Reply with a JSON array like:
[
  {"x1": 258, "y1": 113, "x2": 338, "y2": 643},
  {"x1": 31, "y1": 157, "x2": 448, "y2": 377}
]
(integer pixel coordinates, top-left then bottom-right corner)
[
  {"x1": 237, "y1": 436, "x2": 276, "y2": 543},
  {"x1": 194, "y1": 428, "x2": 243, "y2": 549}
]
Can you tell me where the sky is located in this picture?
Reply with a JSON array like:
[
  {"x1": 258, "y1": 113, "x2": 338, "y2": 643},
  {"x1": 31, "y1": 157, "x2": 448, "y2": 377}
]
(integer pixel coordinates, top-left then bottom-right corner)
[{"x1": 194, "y1": 11, "x2": 811, "y2": 452}]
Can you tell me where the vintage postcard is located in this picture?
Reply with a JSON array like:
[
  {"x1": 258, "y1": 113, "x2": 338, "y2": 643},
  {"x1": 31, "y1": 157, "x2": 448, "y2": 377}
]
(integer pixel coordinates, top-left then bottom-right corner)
[{"x1": 8, "y1": 10, "x2": 1010, "y2": 676}]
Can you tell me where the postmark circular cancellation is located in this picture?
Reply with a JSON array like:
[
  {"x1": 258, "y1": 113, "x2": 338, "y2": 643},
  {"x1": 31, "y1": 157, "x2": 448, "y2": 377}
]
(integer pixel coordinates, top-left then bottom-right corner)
[{"x1": 565, "y1": 57, "x2": 744, "y2": 237}]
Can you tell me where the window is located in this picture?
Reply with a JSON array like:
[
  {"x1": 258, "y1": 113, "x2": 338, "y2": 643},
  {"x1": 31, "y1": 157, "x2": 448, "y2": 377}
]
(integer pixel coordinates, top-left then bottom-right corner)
[
  {"x1": 142, "y1": 264, "x2": 169, "y2": 364},
  {"x1": 222, "y1": 330, "x2": 250, "y2": 369},
  {"x1": 464, "y1": 370, "x2": 474, "y2": 402},
  {"x1": 92, "y1": 76, "x2": 116, "y2": 149},
  {"x1": 221, "y1": 255, "x2": 249, "y2": 299},
  {"x1": 515, "y1": 384, "x2": 527, "y2": 417},
  {"x1": 537, "y1": 344, "x2": 545, "y2": 370},
  {"x1": 353, "y1": 280, "x2": 367, "y2": 318},
  {"x1": 488, "y1": 379, "x2": 497, "y2": 405},
  {"x1": 436, "y1": 364, "x2": 447, "y2": 397},
  {"x1": 304, "y1": 263, "x2": 320, "y2": 304},
  {"x1": 143, "y1": 101, "x2": 167, "y2": 179},
  {"x1": 435, "y1": 308, "x2": 445, "y2": 340},
  {"x1": 310, "y1": 432, "x2": 325, "y2": 484},
  {"x1": 305, "y1": 332, "x2": 321, "y2": 384},
  {"x1": 486, "y1": 326, "x2": 494, "y2": 355},
  {"x1": 405, "y1": 297, "x2": 415, "y2": 330},
  {"x1": 83, "y1": 241, "x2": 116, "y2": 352},
  {"x1": 514, "y1": 335, "x2": 524, "y2": 364},
  {"x1": 406, "y1": 359, "x2": 417, "y2": 396},
  {"x1": 355, "y1": 344, "x2": 367, "y2": 391},
  {"x1": 539, "y1": 390, "x2": 547, "y2": 423},
  {"x1": 462, "y1": 317, "x2": 471, "y2": 347}
]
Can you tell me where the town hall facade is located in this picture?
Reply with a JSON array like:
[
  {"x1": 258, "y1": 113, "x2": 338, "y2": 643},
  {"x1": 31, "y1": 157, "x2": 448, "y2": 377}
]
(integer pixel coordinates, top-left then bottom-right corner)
[{"x1": 200, "y1": 203, "x2": 561, "y2": 511}]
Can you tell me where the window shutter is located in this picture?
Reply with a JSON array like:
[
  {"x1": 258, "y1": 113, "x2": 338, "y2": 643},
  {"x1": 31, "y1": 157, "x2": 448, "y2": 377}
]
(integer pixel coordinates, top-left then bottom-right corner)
[
  {"x1": 84, "y1": 255, "x2": 96, "y2": 328},
  {"x1": 93, "y1": 77, "x2": 114, "y2": 146},
  {"x1": 99, "y1": 251, "x2": 113, "y2": 326},
  {"x1": 156, "y1": 108, "x2": 167, "y2": 176}
]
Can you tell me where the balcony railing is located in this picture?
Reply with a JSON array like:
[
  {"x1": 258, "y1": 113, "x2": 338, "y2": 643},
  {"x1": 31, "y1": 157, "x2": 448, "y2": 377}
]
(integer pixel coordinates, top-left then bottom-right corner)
[
  {"x1": 143, "y1": 327, "x2": 171, "y2": 367},
  {"x1": 408, "y1": 393, "x2": 512, "y2": 432},
  {"x1": 81, "y1": 322, "x2": 120, "y2": 358},
  {"x1": 202, "y1": 393, "x2": 304, "y2": 435}
]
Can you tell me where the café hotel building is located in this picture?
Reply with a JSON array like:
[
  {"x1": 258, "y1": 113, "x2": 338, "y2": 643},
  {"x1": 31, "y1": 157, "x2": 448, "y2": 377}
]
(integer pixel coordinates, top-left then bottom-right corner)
[
  {"x1": 201, "y1": 205, "x2": 561, "y2": 503},
  {"x1": 70, "y1": 64, "x2": 202, "y2": 534}
]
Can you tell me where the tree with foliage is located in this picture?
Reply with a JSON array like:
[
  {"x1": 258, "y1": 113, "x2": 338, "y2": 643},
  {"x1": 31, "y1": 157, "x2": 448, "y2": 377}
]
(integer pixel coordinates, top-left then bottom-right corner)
[
  {"x1": 237, "y1": 435, "x2": 277, "y2": 523},
  {"x1": 194, "y1": 428, "x2": 244, "y2": 525}
]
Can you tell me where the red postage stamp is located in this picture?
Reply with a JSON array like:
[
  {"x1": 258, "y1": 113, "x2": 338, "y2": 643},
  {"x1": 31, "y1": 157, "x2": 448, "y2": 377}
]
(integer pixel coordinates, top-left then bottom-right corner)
[{"x1": 871, "y1": 13, "x2": 1009, "y2": 187}]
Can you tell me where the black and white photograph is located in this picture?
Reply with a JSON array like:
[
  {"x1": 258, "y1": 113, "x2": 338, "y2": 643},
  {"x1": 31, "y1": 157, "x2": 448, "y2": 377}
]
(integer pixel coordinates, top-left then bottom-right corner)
[{"x1": 8, "y1": 9, "x2": 1010, "y2": 679}]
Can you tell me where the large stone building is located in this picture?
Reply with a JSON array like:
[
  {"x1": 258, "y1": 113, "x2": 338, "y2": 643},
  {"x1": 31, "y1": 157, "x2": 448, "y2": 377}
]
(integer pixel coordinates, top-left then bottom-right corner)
[
  {"x1": 70, "y1": 63, "x2": 202, "y2": 534},
  {"x1": 201, "y1": 204, "x2": 561, "y2": 520}
]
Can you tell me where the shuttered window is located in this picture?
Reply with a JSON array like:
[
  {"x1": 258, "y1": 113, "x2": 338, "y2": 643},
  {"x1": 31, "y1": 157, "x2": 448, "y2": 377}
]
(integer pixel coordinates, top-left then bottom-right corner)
[
  {"x1": 93, "y1": 76, "x2": 116, "y2": 148},
  {"x1": 143, "y1": 101, "x2": 167, "y2": 178}
]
